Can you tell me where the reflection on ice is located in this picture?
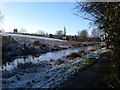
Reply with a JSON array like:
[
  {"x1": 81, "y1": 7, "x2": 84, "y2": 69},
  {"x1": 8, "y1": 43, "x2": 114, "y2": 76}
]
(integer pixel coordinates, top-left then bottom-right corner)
[{"x1": 1, "y1": 46, "x2": 93, "y2": 71}]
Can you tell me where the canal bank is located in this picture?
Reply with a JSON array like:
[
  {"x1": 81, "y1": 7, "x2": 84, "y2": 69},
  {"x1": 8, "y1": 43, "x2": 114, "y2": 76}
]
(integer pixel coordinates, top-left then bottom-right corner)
[{"x1": 2, "y1": 46, "x2": 106, "y2": 89}]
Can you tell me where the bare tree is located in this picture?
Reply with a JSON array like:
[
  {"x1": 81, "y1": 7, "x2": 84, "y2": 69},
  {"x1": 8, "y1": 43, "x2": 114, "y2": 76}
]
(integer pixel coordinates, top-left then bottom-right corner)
[
  {"x1": 56, "y1": 30, "x2": 64, "y2": 39},
  {"x1": 91, "y1": 28, "x2": 102, "y2": 38},
  {"x1": 56, "y1": 30, "x2": 64, "y2": 35},
  {"x1": 77, "y1": 29, "x2": 89, "y2": 38},
  {"x1": 19, "y1": 28, "x2": 26, "y2": 33},
  {"x1": 0, "y1": 28, "x2": 4, "y2": 33},
  {"x1": 0, "y1": 11, "x2": 3, "y2": 22},
  {"x1": 37, "y1": 30, "x2": 45, "y2": 35}
]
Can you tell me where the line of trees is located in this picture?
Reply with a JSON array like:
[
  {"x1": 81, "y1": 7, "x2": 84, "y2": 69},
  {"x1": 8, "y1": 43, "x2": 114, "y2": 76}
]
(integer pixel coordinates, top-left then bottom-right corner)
[
  {"x1": 0, "y1": 10, "x2": 102, "y2": 43},
  {"x1": 12, "y1": 28, "x2": 102, "y2": 42},
  {"x1": 55, "y1": 29, "x2": 102, "y2": 42}
]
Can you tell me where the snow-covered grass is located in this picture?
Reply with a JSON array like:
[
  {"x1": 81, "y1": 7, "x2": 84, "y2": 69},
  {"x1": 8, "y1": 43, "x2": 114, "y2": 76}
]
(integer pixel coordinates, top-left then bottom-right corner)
[
  {"x1": 2, "y1": 48, "x2": 106, "y2": 89},
  {"x1": 3, "y1": 33, "x2": 63, "y2": 41}
]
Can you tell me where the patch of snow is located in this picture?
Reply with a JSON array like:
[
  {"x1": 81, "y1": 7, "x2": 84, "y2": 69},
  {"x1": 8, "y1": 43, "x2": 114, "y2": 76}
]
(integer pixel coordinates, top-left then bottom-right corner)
[{"x1": 6, "y1": 34, "x2": 63, "y2": 41}]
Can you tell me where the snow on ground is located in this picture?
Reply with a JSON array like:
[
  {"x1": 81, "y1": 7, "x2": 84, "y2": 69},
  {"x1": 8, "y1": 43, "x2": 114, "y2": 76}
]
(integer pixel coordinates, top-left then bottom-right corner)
[
  {"x1": 2, "y1": 33, "x2": 63, "y2": 41},
  {"x1": 2, "y1": 48, "x2": 107, "y2": 89}
]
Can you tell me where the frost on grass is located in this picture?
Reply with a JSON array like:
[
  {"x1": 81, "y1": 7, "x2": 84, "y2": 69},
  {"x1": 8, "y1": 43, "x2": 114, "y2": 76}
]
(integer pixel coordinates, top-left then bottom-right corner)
[{"x1": 2, "y1": 48, "x2": 104, "y2": 88}]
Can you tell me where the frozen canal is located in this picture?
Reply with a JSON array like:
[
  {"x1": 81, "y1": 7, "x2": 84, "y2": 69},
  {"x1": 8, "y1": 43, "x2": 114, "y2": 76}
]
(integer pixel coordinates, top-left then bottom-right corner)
[
  {"x1": 2, "y1": 47, "x2": 105, "y2": 89},
  {"x1": 1, "y1": 45, "x2": 93, "y2": 71}
]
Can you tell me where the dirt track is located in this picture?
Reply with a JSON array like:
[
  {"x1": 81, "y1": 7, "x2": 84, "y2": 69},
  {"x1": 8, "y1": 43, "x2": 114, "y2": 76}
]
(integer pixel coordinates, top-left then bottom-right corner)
[{"x1": 60, "y1": 52, "x2": 110, "y2": 88}]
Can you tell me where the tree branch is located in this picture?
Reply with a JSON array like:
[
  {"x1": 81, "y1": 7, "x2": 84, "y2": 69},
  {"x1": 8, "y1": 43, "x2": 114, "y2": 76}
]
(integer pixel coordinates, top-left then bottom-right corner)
[{"x1": 73, "y1": 13, "x2": 95, "y2": 22}]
